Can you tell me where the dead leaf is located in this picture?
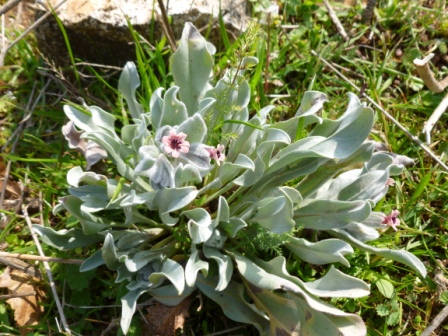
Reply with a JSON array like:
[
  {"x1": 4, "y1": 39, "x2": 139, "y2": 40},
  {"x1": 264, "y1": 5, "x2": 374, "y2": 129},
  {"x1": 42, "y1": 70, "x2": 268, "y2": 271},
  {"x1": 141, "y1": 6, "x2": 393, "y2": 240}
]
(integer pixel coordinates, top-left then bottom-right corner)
[
  {"x1": 0, "y1": 266, "x2": 46, "y2": 335},
  {"x1": 143, "y1": 296, "x2": 192, "y2": 335},
  {"x1": 62, "y1": 121, "x2": 107, "y2": 169}
]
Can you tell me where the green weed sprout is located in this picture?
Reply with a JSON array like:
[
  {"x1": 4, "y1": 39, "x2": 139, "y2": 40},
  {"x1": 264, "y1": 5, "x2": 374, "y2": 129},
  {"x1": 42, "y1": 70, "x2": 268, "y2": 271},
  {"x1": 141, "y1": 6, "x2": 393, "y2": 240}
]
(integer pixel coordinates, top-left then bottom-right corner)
[{"x1": 34, "y1": 23, "x2": 426, "y2": 335}]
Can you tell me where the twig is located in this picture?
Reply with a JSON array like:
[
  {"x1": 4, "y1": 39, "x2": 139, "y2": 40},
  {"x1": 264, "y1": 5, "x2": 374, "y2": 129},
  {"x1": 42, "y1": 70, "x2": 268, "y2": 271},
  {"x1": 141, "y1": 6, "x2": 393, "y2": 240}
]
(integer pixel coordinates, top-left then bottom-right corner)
[
  {"x1": 0, "y1": 0, "x2": 22, "y2": 16},
  {"x1": 311, "y1": 49, "x2": 448, "y2": 172},
  {"x1": 414, "y1": 53, "x2": 448, "y2": 93},
  {"x1": 0, "y1": 292, "x2": 36, "y2": 299},
  {"x1": 156, "y1": 0, "x2": 177, "y2": 51},
  {"x1": 0, "y1": 256, "x2": 42, "y2": 279},
  {"x1": 0, "y1": 0, "x2": 69, "y2": 66},
  {"x1": 420, "y1": 304, "x2": 448, "y2": 336},
  {"x1": 0, "y1": 252, "x2": 83, "y2": 265},
  {"x1": 362, "y1": 0, "x2": 377, "y2": 23},
  {"x1": 23, "y1": 205, "x2": 72, "y2": 335},
  {"x1": 422, "y1": 93, "x2": 448, "y2": 144},
  {"x1": 414, "y1": 53, "x2": 448, "y2": 144},
  {"x1": 322, "y1": 0, "x2": 348, "y2": 42}
]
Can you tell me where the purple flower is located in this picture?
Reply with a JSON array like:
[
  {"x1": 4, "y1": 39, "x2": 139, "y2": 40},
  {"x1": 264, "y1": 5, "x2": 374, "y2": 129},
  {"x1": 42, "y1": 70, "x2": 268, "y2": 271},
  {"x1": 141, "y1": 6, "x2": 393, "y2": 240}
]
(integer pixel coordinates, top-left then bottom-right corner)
[
  {"x1": 162, "y1": 129, "x2": 190, "y2": 158},
  {"x1": 206, "y1": 144, "x2": 226, "y2": 166},
  {"x1": 382, "y1": 210, "x2": 400, "y2": 231}
]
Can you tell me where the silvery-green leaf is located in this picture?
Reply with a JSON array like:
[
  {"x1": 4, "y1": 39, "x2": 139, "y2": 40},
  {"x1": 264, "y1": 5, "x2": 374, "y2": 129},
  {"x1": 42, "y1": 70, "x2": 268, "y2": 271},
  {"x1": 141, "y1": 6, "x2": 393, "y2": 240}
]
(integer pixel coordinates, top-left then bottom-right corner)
[
  {"x1": 391, "y1": 153, "x2": 415, "y2": 167},
  {"x1": 116, "y1": 230, "x2": 154, "y2": 250},
  {"x1": 120, "y1": 288, "x2": 147, "y2": 335},
  {"x1": 219, "y1": 217, "x2": 247, "y2": 238},
  {"x1": 233, "y1": 253, "x2": 298, "y2": 291},
  {"x1": 233, "y1": 157, "x2": 265, "y2": 187},
  {"x1": 120, "y1": 190, "x2": 157, "y2": 208},
  {"x1": 116, "y1": 264, "x2": 134, "y2": 283},
  {"x1": 80, "y1": 249, "x2": 105, "y2": 272},
  {"x1": 258, "y1": 104, "x2": 276, "y2": 124},
  {"x1": 185, "y1": 249, "x2": 209, "y2": 287},
  {"x1": 204, "y1": 228, "x2": 227, "y2": 249},
  {"x1": 267, "y1": 104, "x2": 373, "y2": 174},
  {"x1": 102, "y1": 233, "x2": 121, "y2": 270},
  {"x1": 235, "y1": 254, "x2": 367, "y2": 335},
  {"x1": 122, "y1": 115, "x2": 151, "y2": 152},
  {"x1": 154, "y1": 187, "x2": 198, "y2": 225},
  {"x1": 124, "y1": 250, "x2": 164, "y2": 272},
  {"x1": 257, "y1": 128, "x2": 290, "y2": 164},
  {"x1": 246, "y1": 283, "x2": 366, "y2": 336},
  {"x1": 197, "y1": 97, "x2": 216, "y2": 118},
  {"x1": 86, "y1": 131, "x2": 151, "y2": 190},
  {"x1": 203, "y1": 245, "x2": 233, "y2": 291},
  {"x1": 197, "y1": 176, "x2": 222, "y2": 196},
  {"x1": 296, "y1": 143, "x2": 375, "y2": 199},
  {"x1": 67, "y1": 166, "x2": 107, "y2": 188},
  {"x1": 147, "y1": 154, "x2": 175, "y2": 190},
  {"x1": 310, "y1": 93, "x2": 369, "y2": 138},
  {"x1": 336, "y1": 171, "x2": 388, "y2": 202},
  {"x1": 174, "y1": 163, "x2": 202, "y2": 187},
  {"x1": 148, "y1": 258, "x2": 185, "y2": 295},
  {"x1": 363, "y1": 211, "x2": 386, "y2": 228},
  {"x1": 222, "y1": 106, "x2": 250, "y2": 137},
  {"x1": 196, "y1": 274, "x2": 269, "y2": 333},
  {"x1": 64, "y1": 104, "x2": 117, "y2": 139},
  {"x1": 177, "y1": 113, "x2": 207, "y2": 144},
  {"x1": 270, "y1": 115, "x2": 321, "y2": 142},
  {"x1": 159, "y1": 86, "x2": 188, "y2": 127},
  {"x1": 59, "y1": 196, "x2": 113, "y2": 234},
  {"x1": 123, "y1": 206, "x2": 151, "y2": 226},
  {"x1": 294, "y1": 200, "x2": 371, "y2": 230},
  {"x1": 213, "y1": 196, "x2": 229, "y2": 227},
  {"x1": 281, "y1": 186, "x2": 302, "y2": 204},
  {"x1": 245, "y1": 283, "x2": 302, "y2": 335},
  {"x1": 285, "y1": 237, "x2": 353, "y2": 267},
  {"x1": 340, "y1": 223, "x2": 380, "y2": 242},
  {"x1": 150, "y1": 87, "x2": 165, "y2": 130},
  {"x1": 219, "y1": 153, "x2": 255, "y2": 185},
  {"x1": 304, "y1": 266, "x2": 370, "y2": 298},
  {"x1": 170, "y1": 22, "x2": 213, "y2": 115},
  {"x1": 295, "y1": 91, "x2": 328, "y2": 117},
  {"x1": 148, "y1": 283, "x2": 196, "y2": 306},
  {"x1": 183, "y1": 208, "x2": 213, "y2": 244},
  {"x1": 250, "y1": 192, "x2": 294, "y2": 234},
  {"x1": 331, "y1": 229, "x2": 427, "y2": 278},
  {"x1": 134, "y1": 145, "x2": 160, "y2": 177},
  {"x1": 234, "y1": 79, "x2": 251, "y2": 110},
  {"x1": 32, "y1": 226, "x2": 103, "y2": 250},
  {"x1": 179, "y1": 143, "x2": 212, "y2": 174},
  {"x1": 118, "y1": 62, "x2": 145, "y2": 119},
  {"x1": 226, "y1": 117, "x2": 263, "y2": 162}
]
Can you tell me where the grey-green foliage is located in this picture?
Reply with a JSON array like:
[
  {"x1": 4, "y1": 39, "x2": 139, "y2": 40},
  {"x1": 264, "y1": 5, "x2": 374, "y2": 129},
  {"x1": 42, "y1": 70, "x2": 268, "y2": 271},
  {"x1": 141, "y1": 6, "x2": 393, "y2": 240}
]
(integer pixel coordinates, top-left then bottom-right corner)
[{"x1": 34, "y1": 22, "x2": 426, "y2": 336}]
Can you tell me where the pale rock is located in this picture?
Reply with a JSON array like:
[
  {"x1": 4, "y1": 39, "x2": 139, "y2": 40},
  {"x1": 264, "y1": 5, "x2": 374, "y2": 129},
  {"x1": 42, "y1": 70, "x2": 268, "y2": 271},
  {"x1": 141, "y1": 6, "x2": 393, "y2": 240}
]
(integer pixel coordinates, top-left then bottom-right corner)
[{"x1": 35, "y1": 0, "x2": 249, "y2": 66}]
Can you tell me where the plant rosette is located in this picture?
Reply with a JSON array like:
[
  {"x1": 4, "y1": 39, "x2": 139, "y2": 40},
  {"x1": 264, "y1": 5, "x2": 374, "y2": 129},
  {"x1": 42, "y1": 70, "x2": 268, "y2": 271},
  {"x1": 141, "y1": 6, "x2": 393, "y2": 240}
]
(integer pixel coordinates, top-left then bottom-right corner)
[{"x1": 34, "y1": 23, "x2": 426, "y2": 335}]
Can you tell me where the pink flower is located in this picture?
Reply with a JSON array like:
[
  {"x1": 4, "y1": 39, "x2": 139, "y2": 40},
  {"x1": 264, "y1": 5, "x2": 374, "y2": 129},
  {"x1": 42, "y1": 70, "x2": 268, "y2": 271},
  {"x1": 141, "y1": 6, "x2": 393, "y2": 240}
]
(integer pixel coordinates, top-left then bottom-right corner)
[
  {"x1": 162, "y1": 129, "x2": 190, "y2": 158},
  {"x1": 382, "y1": 210, "x2": 400, "y2": 231},
  {"x1": 206, "y1": 144, "x2": 226, "y2": 166},
  {"x1": 385, "y1": 178, "x2": 395, "y2": 186}
]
